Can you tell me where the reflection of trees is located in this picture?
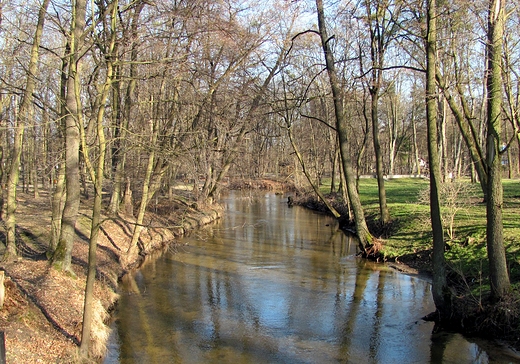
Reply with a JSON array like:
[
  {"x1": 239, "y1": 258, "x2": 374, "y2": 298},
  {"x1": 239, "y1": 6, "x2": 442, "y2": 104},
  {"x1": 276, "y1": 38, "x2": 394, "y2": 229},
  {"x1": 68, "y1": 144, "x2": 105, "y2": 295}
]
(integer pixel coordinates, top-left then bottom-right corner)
[
  {"x1": 117, "y1": 272, "x2": 159, "y2": 363},
  {"x1": 330, "y1": 231, "x2": 355, "y2": 258},
  {"x1": 430, "y1": 331, "x2": 449, "y2": 363},
  {"x1": 430, "y1": 327, "x2": 492, "y2": 363},
  {"x1": 338, "y1": 260, "x2": 371, "y2": 358},
  {"x1": 368, "y1": 271, "x2": 385, "y2": 359},
  {"x1": 112, "y1": 194, "x2": 465, "y2": 363}
]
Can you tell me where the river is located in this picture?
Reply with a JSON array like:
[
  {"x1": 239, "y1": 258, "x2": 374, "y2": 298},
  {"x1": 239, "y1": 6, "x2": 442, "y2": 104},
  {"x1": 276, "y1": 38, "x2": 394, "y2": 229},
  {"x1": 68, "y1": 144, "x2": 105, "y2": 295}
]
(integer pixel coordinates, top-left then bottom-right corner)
[{"x1": 103, "y1": 191, "x2": 518, "y2": 363}]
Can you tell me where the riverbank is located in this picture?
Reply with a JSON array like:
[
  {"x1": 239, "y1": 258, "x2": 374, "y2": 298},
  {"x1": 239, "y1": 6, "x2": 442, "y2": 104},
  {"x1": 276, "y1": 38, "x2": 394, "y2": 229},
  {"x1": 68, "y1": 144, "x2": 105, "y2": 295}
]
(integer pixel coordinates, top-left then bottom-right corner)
[
  {"x1": 289, "y1": 182, "x2": 520, "y2": 353},
  {"x1": 0, "y1": 191, "x2": 221, "y2": 363},
  {"x1": 1, "y1": 178, "x2": 519, "y2": 361},
  {"x1": 288, "y1": 191, "x2": 434, "y2": 276}
]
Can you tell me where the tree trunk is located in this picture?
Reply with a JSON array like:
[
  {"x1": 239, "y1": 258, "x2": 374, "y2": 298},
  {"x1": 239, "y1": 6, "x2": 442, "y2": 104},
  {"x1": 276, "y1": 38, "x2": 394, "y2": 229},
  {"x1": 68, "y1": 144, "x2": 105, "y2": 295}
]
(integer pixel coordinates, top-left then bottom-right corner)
[
  {"x1": 437, "y1": 73, "x2": 488, "y2": 198},
  {"x1": 48, "y1": 42, "x2": 70, "y2": 256},
  {"x1": 49, "y1": 161, "x2": 65, "y2": 255},
  {"x1": 4, "y1": 0, "x2": 50, "y2": 261},
  {"x1": 31, "y1": 127, "x2": 40, "y2": 199},
  {"x1": 504, "y1": 125, "x2": 513, "y2": 179},
  {"x1": 440, "y1": 97, "x2": 448, "y2": 181},
  {"x1": 331, "y1": 146, "x2": 339, "y2": 193},
  {"x1": 356, "y1": 93, "x2": 370, "y2": 188},
  {"x1": 426, "y1": 0, "x2": 451, "y2": 319},
  {"x1": 485, "y1": 0, "x2": 510, "y2": 300},
  {"x1": 51, "y1": 0, "x2": 86, "y2": 273},
  {"x1": 108, "y1": 1, "x2": 144, "y2": 214},
  {"x1": 4, "y1": 103, "x2": 22, "y2": 261},
  {"x1": 80, "y1": 161, "x2": 89, "y2": 200},
  {"x1": 0, "y1": 145, "x2": 3, "y2": 220},
  {"x1": 412, "y1": 108, "x2": 422, "y2": 175},
  {"x1": 370, "y1": 90, "x2": 390, "y2": 224},
  {"x1": 79, "y1": 1, "x2": 115, "y2": 355},
  {"x1": 364, "y1": 0, "x2": 390, "y2": 225},
  {"x1": 316, "y1": 0, "x2": 372, "y2": 250}
]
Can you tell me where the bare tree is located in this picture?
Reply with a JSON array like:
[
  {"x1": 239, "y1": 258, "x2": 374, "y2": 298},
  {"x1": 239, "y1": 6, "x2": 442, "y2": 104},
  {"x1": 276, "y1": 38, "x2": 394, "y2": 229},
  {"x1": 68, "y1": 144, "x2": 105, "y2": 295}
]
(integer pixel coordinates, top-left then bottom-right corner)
[
  {"x1": 51, "y1": 0, "x2": 87, "y2": 273},
  {"x1": 48, "y1": 43, "x2": 70, "y2": 255},
  {"x1": 3, "y1": 0, "x2": 50, "y2": 261},
  {"x1": 316, "y1": 0, "x2": 372, "y2": 250},
  {"x1": 275, "y1": 60, "x2": 341, "y2": 218},
  {"x1": 426, "y1": 0, "x2": 451, "y2": 319},
  {"x1": 78, "y1": 0, "x2": 118, "y2": 357},
  {"x1": 361, "y1": 0, "x2": 405, "y2": 225},
  {"x1": 108, "y1": 0, "x2": 146, "y2": 215},
  {"x1": 485, "y1": 0, "x2": 510, "y2": 300}
]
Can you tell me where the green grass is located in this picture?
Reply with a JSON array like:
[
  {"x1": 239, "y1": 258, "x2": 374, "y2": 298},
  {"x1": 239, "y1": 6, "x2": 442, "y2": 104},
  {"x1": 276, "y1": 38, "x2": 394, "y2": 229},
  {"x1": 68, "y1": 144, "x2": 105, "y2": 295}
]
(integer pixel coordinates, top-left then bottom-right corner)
[{"x1": 319, "y1": 177, "x2": 520, "y2": 284}]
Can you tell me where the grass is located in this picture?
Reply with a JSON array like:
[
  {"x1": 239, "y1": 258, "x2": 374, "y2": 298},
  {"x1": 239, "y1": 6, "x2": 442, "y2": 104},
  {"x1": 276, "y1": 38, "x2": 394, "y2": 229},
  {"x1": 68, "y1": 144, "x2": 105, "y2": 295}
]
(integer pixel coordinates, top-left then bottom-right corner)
[
  {"x1": 311, "y1": 176, "x2": 520, "y2": 342},
  {"x1": 319, "y1": 176, "x2": 520, "y2": 286}
]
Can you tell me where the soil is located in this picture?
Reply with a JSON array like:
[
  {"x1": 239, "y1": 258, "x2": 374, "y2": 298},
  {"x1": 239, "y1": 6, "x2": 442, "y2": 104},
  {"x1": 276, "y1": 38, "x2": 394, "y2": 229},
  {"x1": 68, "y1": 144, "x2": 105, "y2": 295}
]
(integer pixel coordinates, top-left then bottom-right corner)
[{"x1": 0, "y1": 190, "x2": 221, "y2": 363}]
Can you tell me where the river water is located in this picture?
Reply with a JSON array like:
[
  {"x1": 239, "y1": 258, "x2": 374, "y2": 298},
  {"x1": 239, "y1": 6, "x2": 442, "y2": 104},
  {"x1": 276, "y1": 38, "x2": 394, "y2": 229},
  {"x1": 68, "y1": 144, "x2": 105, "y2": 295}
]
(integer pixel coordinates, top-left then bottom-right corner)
[{"x1": 104, "y1": 191, "x2": 518, "y2": 363}]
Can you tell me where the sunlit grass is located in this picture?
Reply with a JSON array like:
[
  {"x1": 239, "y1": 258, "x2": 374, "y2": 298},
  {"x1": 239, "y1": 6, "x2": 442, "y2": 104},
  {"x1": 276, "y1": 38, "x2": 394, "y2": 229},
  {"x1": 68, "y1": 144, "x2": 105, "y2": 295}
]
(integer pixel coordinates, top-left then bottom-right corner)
[{"x1": 319, "y1": 176, "x2": 520, "y2": 283}]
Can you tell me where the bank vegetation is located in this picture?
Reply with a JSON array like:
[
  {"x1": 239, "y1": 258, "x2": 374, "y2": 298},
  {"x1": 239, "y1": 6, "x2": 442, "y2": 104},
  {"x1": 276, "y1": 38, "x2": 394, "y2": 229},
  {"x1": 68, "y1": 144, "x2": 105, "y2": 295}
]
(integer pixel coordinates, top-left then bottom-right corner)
[{"x1": 292, "y1": 176, "x2": 520, "y2": 349}]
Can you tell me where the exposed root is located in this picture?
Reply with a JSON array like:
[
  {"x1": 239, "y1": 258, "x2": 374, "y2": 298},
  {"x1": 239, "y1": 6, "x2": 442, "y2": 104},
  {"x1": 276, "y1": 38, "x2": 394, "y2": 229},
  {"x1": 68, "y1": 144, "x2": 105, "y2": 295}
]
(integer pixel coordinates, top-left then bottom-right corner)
[{"x1": 361, "y1": 239, "x2": 384, "y2": 259}]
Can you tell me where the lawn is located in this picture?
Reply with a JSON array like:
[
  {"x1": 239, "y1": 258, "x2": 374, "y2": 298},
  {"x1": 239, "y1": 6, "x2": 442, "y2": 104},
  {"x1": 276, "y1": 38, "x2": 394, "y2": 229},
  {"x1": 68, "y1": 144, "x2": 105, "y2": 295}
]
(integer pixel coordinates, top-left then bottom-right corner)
[{"x1": 319, "y1": 177, "x2": 520, "y2": 285}]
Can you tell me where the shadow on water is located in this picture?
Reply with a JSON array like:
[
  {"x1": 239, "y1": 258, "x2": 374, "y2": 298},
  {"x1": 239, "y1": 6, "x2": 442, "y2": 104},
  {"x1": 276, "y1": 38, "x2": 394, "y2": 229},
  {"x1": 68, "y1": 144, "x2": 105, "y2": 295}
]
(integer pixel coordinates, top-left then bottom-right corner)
[{"x1": 104, "y1": 191, "x2": 519, "y2": 364}]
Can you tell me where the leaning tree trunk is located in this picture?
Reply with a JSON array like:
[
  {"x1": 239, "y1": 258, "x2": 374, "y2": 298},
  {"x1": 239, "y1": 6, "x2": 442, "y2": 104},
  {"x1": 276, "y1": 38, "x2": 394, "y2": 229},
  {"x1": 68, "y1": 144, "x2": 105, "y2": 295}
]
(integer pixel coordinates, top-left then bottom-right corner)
[
  {"x1": 426, "y1": 0, "x2": 451, "y2": 319},
  {"x1": 316, "y1": 0, "x2": 372, "y2": 250},
  {"x1": 485, "y1": 0, "x2": 510, "y2": 300},
  {"x1": 121, "y1": 123, "x2": 160, "y2": 268},
  {"x1": 4, "y1": 0, "x2": 50, "y2": 261},
  {"x1": 79, "y1": 1, "x2": 115, "y2": 355}
]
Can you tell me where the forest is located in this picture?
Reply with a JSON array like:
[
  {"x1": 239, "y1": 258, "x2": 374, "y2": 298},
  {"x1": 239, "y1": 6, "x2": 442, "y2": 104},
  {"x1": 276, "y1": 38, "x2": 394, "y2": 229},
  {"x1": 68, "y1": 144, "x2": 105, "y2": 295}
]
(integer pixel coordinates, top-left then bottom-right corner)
[{"x1": 0, "y1": 0, "x2": 519, "y2": 361}]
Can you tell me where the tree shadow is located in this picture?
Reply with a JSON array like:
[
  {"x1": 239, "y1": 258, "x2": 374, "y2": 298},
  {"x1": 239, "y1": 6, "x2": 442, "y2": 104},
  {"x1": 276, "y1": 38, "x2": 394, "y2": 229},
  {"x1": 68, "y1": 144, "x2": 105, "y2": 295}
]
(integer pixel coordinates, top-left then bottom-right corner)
[
  {"x1": 0, "y1": 227, "x2": 49, "y2": 261},
  {"x1": 7, "y1": 274, "x2": 80, "y2": 346},
  {"x1": 18, "y1": 228, "x2": 48, "y2": 260},
  {"x1": 99, "y1": 225, "x2": 122, "y2": 252}
]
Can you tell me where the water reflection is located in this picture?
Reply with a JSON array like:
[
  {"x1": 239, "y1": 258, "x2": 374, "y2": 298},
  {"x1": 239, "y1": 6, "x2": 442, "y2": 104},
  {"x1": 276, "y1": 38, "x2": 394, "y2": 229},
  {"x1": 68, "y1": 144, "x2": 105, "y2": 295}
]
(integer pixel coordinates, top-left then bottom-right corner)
[{"x1": 104, "y1": 192, "x2": 518, "y2": 364}]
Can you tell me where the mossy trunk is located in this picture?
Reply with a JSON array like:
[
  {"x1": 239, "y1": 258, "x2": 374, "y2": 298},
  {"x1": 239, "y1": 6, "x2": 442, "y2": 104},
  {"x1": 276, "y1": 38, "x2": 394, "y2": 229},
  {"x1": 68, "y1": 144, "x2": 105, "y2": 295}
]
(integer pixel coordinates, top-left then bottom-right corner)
[
  {"x1": 51, "y1": 0, "x2": 86, "y2": 274},
  {"x1": 426, "y1": 0, "x2": 451, "y2": 319},
  {"x1": 485, "y1": 0, "x2": 510, "y2": 300}
]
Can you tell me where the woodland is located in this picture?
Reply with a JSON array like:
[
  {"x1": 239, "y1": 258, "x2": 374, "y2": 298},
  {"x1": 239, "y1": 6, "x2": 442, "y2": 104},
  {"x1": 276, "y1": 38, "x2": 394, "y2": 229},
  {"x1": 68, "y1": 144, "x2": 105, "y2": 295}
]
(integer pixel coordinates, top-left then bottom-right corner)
[{"x1": 0, "y1": 0, "x2": 520, "y2": 361}]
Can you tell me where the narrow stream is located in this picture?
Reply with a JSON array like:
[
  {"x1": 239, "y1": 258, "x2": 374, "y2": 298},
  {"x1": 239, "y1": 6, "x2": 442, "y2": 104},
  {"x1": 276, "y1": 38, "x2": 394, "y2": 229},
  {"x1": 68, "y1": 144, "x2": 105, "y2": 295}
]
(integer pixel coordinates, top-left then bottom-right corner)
[{"x1": 104, "y1": 191, "x2": 518, "y2": 363}]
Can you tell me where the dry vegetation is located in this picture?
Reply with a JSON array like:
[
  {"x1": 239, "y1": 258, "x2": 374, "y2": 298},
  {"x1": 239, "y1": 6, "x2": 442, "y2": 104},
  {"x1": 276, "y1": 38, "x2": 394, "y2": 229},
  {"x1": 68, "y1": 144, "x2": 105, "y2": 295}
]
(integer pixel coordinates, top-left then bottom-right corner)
[{"x1": 0, "y1": 191, "x2": 221, "y2": 363}]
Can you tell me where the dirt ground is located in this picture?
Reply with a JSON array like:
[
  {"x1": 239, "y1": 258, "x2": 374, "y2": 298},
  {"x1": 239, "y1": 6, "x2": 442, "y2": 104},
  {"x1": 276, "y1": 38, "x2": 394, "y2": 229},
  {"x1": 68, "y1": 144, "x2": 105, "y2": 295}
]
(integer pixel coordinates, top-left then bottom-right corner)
[{"x1": 0, "y1": 191, "x2": 221, "y2": 363}]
